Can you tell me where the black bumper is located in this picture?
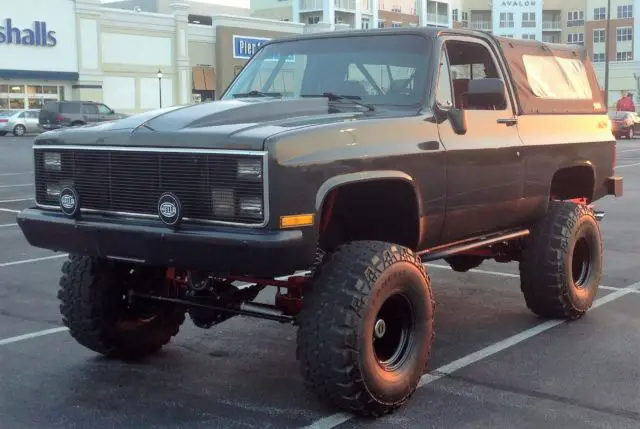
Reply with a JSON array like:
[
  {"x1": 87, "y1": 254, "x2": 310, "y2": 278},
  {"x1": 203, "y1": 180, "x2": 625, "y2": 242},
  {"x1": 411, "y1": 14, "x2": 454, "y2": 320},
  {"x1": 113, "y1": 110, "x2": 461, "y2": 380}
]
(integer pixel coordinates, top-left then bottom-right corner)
[
  {"x1": 606, "y1": 176, "x2": 623, "y2": 197},
  {"x1": 16, "y1": 208, "x2": 315, "y2": 278}
]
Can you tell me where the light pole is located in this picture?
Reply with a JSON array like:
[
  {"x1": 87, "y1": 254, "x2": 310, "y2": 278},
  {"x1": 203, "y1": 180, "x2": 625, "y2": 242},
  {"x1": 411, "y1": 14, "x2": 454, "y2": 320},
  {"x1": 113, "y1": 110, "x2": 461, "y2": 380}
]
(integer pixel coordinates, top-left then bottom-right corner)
[
  {"x1": 603, "y1": 0, "x2": 611, "y2": 109},
  {"x1": 157, "y1": 69, "x2": 163, "y2": 108}
]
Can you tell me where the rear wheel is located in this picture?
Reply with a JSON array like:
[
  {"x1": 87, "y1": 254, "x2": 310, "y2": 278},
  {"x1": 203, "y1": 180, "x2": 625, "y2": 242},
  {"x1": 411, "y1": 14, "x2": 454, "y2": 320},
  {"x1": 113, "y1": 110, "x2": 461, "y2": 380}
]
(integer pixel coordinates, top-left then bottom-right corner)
[
  {"x1": 297, "y1": 241, "x2": 434, "y2": 417},
  {"x1": 58, "y1": 255, "x2": 185, "y2": 360},
  {"x1": 12, "y1": 124, "x2": 26, "y2": 137},
  {"x1": 519, "y1": 201, "x2": 602, "y2": 320}
]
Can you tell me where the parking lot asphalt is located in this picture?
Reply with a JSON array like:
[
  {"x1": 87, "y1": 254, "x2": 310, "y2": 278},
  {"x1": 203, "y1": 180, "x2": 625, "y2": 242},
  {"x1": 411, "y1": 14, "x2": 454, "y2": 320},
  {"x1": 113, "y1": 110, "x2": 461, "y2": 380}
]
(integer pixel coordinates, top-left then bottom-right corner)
[{"x1": 1, "y1": 135, "x2": 639, "y2": 429}]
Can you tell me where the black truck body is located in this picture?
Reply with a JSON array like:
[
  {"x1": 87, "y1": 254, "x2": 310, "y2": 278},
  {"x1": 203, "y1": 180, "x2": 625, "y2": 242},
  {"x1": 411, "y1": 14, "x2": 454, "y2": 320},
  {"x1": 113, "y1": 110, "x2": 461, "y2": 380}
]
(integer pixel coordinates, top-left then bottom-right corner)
[{"x1": 15, "y1": 27, "x2": 623, "y2": 417}]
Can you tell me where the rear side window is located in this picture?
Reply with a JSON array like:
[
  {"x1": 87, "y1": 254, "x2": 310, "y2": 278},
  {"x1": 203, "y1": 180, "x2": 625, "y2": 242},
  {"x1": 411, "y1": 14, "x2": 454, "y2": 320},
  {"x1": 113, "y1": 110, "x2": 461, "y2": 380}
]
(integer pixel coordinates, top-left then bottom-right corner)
[
  {"x1": 59, "y1": 102, "x2": 81, "y2": 114},
  {"x1": 42, "y1": 102, "x2": 60, "y2": 112},
  {"x1": 521, "y1": 55, "x2": 593, "y2": 100}
]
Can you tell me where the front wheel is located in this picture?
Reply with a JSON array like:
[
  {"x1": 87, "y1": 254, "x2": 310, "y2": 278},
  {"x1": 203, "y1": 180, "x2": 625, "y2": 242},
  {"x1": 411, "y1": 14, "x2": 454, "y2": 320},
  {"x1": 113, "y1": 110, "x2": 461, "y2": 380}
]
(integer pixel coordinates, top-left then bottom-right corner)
[
  {"x1": 519, "y1": 201, "x2": 603, "y2": 320},
  {"x1": 58, "y1": 255, "x2": 186, "y2": 360},
  {"x1": 296, "y1": 241, "x2": 434, "y2": 417}
]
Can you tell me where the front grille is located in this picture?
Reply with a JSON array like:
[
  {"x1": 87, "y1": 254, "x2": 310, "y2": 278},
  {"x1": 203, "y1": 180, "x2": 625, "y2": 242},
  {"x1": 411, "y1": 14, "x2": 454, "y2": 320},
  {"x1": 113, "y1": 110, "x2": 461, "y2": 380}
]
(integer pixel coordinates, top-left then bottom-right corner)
[{"x1": 34, "y1": 146, "x2": 267, "y2": 226}]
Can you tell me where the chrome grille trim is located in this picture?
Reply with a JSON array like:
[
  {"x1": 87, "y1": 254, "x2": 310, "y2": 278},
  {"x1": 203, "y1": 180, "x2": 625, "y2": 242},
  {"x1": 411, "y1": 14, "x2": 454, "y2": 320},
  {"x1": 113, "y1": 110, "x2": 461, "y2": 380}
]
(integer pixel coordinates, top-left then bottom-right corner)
[{"x1": 33, "y1": 145, "x2": 270, "y2": 228}]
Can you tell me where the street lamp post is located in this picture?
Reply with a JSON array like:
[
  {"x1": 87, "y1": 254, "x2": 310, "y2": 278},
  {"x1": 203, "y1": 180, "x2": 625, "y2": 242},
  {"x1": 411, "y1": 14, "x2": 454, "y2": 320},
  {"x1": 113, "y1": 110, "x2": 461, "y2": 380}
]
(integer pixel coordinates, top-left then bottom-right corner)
[{"x1": 157, "y1": 69, "x2": 163, "y2": 108}]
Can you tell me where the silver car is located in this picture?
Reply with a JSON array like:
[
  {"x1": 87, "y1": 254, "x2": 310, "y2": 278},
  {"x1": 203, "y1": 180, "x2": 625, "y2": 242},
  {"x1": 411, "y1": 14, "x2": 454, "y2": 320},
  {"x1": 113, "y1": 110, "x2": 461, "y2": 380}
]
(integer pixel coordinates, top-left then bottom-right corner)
[{"x1": 0, "y1": 109, "x2": 41, "y2": 137}]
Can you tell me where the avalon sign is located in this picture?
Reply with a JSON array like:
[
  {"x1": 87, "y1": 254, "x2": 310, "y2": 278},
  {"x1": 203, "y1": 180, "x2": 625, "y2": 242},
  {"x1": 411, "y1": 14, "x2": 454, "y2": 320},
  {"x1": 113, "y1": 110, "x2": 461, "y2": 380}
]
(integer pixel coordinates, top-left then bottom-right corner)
[
  {"x1": 0, "y1": 18, "x2": 57, "y2": 47},
  {"x1": 500, "y1": 1, "x2": 536, "y2": 6}
]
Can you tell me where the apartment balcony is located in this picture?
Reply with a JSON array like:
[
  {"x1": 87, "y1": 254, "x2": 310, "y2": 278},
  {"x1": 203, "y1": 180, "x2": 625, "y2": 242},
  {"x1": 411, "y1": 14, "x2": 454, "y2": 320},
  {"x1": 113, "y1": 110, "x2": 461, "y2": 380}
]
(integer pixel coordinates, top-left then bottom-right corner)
[
  {"x1": 300, "y1": 0, "x2": 323, "y2": 11},
  {"x1": 335, "y1": 0, "x2": 356, "y2": 11},
  {"x1": 542, "y1": 21, "x2": 561, "y2": 30},
  {"x1": 427, "y1": 13, "x2": 449, "y2": 26},
  {"x1": 470, "y1": 21, "x2": 491, "y2": 30}
]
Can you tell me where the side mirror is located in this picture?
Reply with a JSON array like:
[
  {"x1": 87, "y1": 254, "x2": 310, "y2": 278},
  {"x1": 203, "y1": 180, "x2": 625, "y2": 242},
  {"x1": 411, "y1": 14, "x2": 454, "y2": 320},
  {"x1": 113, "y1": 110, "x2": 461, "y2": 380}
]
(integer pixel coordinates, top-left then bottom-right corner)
[
  {"x1": 467, "y1": 78, "x2": 507, "y2": 109},
  {"x1": 447, "y1": 108, "x2": 467, "y2": 135}
]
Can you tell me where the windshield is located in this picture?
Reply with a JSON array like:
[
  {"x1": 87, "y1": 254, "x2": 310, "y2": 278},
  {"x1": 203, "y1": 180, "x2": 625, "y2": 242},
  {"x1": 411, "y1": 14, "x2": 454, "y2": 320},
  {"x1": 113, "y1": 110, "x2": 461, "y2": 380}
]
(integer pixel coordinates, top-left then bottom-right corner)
[{"x1": 222, "y1": 34, "x2": 430, "y2": 108}]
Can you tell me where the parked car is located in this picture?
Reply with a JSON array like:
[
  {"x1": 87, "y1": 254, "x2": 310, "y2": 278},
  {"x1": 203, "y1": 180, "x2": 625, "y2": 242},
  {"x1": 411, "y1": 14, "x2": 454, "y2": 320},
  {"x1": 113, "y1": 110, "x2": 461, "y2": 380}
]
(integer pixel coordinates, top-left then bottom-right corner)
[
  {"x1": 609, "y1": 110, "x2": 639, "y2": 139},
  {"x1": 38, "y1": 100, "x2": 128, "y2": 131},
  {"x1": 0, "y1": 109, "x2": 41, "y2": 136},
  {"x1": 17, "y1": 28, "x2": 623, "y2": 418}
]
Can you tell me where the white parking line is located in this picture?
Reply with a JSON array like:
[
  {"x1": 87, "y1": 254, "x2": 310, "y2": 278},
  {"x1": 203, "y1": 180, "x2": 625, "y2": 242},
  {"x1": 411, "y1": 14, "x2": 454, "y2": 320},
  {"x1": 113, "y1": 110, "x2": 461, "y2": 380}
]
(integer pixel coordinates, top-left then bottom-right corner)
[
  {"x1": 0, "y1": 254, "x2": 68, "y2": 268},
  {"x1": 300, "y1": 279, "x2": 640, "y2": 429},
  {"x1": 0, "y1": 327, "x2": 69, "y2": 347},
  {"x1": 0, "y1": 208, "x2": 20, "y2": 214},
  {"x1": 0, "y1": 223, "x2": 17, "y2": 228},
  {"x1": 616, "y1": 162, "x2": 640, "y2": 169},
  {"x1": 0, "y1": 172, "x2": 32, "y2": 177},
  {"x1": 426, "y1": 262, "x2": 520, "y2": 278},
  {"x1": 0, "y1": 183, "x2": 32, "y2": 189},
  {"x1": 0, "y1": 198, "x2": 33, "y2": 204}
]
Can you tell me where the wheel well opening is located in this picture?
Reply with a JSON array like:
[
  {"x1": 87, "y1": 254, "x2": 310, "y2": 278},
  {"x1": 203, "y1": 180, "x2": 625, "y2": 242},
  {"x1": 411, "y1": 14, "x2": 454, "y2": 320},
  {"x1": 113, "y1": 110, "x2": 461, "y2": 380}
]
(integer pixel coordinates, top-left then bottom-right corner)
[
  {"x1": 550, "y1": 166, "x2": 595, "y2": 203},
  {"x1": 318, "y1": 179, "x2": 420, "y2": 252}
]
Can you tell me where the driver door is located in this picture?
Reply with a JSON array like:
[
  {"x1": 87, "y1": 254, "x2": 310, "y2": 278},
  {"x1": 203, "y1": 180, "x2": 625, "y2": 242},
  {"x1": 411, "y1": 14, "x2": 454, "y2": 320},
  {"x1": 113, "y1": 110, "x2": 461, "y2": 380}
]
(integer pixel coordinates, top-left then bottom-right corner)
[{"x1": 435, "y1": 37, "x2": 525, "y2": 243}]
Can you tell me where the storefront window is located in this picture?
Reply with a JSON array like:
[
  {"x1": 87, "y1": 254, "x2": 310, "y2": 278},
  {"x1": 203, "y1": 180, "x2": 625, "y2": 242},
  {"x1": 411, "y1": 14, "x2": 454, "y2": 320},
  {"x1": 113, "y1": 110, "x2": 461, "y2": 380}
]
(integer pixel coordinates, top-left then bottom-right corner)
[
  {"x1": 9, "y1": 85, "x2": 24, "y2": 94},
  {"x1": 9, "y1": 98, "x2": 25, "y2": 109},
  {"x1": 0, "y1": 83, "x2": 64, "y2": 110},
  {"x1": 29, "y1": 99, "x2": 44, "y2": 109}
]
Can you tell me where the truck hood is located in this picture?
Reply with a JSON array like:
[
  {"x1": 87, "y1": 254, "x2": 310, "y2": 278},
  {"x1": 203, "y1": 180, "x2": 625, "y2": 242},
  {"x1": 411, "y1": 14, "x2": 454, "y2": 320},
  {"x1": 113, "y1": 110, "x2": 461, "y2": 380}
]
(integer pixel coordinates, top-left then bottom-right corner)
[{"x1": 34, "y1": 98, "x2": 393, "y2": 151}]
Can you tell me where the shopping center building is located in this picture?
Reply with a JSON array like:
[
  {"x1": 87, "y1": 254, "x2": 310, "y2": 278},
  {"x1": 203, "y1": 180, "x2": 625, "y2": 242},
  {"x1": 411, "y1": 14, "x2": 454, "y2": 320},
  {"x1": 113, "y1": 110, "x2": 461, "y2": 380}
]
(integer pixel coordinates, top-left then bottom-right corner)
[{"x1": 0, "y1": 0, "x2": 305, "y2": 113}]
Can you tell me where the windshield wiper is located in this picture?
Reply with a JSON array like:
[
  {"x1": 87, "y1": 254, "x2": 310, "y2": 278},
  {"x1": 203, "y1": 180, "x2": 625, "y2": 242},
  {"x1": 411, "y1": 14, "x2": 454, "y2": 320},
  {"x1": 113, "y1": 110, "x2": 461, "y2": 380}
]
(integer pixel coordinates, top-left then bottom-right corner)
[
  {"x1": 231, "y1": 90, "x2": 282, "y2": 98},
  {"x1": 300, "y1": 92, "x2": 375, "y2": 111}
]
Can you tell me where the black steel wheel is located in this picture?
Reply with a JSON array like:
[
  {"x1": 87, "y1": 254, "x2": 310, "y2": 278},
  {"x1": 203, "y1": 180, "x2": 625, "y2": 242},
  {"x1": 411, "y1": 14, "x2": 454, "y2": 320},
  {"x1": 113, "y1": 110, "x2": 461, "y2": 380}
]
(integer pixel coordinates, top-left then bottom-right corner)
[
  {"x1": 58, "y1": 255, "x2": 185, "y2": 360},
  {"x1": 296, "y1": 241, "x2": 434, "y2": 417},
  {"x1": 519, "y1": 201, "x2": 603, "y2": 320}
]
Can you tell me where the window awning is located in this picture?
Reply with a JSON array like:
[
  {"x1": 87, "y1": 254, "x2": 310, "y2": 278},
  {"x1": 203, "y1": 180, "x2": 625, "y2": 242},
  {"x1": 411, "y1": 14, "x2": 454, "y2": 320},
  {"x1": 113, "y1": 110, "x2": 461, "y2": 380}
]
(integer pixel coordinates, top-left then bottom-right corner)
[{"x1": 192, "y1": 67, "x2": 215, "y2": 91}]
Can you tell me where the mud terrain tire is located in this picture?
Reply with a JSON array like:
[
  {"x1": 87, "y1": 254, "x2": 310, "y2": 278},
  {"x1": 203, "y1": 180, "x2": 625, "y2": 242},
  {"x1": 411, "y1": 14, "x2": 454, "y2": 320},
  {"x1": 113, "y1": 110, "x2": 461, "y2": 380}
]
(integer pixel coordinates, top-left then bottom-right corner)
[
  {"x1": 296, "y1": 241, "x2": 434, "y2": 417},
  {"x1": 58, "y1": 255, "x2": 185, "y2": 359},
  {"x1": 519, "y1": 201, "x2": 602, "y2": 320}
]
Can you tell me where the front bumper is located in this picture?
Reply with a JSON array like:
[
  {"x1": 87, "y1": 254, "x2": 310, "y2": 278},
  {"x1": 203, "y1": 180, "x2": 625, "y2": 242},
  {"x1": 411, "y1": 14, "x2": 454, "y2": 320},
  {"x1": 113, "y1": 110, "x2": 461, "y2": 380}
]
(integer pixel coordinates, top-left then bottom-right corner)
[{"x1": 16, "y1": 208, "x2": 315, "y2": 277}]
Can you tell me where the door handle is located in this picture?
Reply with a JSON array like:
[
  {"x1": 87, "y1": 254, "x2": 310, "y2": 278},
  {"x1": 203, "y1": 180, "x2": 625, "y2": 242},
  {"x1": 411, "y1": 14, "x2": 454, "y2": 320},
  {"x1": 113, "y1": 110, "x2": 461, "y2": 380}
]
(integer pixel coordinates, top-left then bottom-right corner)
[{"x1": 497, "y1": 117, "x2": 517, "y2": 126}]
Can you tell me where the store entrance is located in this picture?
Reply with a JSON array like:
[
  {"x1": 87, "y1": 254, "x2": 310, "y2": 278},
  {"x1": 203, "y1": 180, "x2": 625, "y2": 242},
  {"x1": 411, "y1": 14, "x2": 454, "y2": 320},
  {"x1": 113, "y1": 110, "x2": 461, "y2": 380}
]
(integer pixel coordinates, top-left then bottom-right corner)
[{"x1": 0, "y1": 83, "x2": 65, "y2": 110}]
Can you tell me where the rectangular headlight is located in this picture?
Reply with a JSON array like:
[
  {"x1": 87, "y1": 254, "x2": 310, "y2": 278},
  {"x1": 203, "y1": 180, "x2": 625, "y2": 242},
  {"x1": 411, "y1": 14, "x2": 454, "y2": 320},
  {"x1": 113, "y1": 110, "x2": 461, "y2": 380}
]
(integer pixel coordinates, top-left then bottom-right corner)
[
  {"x1": 44, "y1": 152, "x2": 61, "y2": 171},
  {"x1": 238, "y1": 196, "x2": 263, "y2": 219},
  {"x1": 46, "y1": 183, "x2": 61, "y2": 199},
  {"x1": 237, "y1": 158, "x2": 262, "y2": 181}
]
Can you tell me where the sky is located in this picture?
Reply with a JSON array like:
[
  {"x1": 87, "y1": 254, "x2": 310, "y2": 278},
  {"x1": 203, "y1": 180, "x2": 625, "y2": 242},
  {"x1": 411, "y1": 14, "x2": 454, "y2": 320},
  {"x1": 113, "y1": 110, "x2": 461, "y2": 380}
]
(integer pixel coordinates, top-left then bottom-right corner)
[
  {"x1": 102, "y1": 0, "x2": 250, "y2": 6},
  {"x1": 184, "y1": 0, "x2": 250, "y2": 6}
]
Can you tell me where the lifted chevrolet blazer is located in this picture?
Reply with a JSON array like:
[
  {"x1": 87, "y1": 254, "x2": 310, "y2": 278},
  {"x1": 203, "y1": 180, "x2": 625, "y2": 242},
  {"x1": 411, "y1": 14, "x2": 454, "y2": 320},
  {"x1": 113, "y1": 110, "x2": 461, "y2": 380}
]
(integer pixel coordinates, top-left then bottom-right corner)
[{"x1": 17, "y1": 27, "x2": 623, "y2": 417}]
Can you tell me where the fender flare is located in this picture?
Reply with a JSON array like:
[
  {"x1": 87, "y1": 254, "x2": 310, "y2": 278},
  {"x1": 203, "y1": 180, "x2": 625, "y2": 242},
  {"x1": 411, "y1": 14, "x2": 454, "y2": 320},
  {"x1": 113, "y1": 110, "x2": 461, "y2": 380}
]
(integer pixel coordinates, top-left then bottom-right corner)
[
  {"x1": 550, "y1": 161, "x2": 597, "y2": 200},
  {"x1": 314, "y1": 170, "x2": 423, "y2": 216}
]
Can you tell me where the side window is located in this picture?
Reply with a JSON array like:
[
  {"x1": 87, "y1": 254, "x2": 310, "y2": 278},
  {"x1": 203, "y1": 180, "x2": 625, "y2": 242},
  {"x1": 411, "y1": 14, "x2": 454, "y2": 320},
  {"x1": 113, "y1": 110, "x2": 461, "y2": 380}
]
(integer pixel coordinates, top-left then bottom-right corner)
[
  {"x1": 18, "y1": 112, "x2": 26, "y2": 118},
  {"x1": 97, "y1": 104, "x2": 112, "y2": 114},
  {"x1": 444, "y1": 39, "x2": 507, "y2": 111},
  {"x1": 60, "y1": 102, "x2": 80, "y2": 114},
  {"x1": 81, "y1": 103, "x2": 99, "y2": 114},
  {"x1": 435, "y1": 51, "x2": 453, "y2": 109}
]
